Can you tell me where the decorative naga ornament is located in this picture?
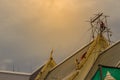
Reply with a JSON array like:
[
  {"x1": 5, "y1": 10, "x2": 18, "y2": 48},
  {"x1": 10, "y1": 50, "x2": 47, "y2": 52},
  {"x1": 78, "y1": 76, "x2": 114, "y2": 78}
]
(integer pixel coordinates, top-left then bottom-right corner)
[{"x1": 35, "y1": 50, "x2": 56, "y2": 80}]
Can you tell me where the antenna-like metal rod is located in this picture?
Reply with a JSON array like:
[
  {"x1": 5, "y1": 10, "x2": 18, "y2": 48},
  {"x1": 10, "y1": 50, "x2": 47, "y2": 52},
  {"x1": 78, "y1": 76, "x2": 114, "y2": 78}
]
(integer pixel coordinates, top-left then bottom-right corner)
[{"x1": 91, "y1": 13, "x2": 103, "y2": 23}]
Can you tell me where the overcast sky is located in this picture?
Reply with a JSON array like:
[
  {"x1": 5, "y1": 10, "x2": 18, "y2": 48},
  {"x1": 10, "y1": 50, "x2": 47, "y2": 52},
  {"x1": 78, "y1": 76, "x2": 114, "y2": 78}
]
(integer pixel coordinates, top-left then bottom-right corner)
[{"x1": 0, "y1": 0, "x2": 120, "y2": 73}]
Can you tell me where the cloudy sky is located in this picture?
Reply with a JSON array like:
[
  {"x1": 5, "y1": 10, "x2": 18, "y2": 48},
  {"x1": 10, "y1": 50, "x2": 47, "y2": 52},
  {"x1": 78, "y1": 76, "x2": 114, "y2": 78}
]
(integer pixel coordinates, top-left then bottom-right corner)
[{"x1": 0, "y1": 0, "x2": 120, "y2": 73}]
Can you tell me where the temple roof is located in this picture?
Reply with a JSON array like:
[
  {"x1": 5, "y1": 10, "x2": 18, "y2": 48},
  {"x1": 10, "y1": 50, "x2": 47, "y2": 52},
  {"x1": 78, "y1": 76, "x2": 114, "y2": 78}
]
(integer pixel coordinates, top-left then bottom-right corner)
[
  {"x1": 85, "y1": 40, "x2": 120, "y2": 80},
  {"x1": 60, "y1": 33, "x2": 109, "y2": 80}
]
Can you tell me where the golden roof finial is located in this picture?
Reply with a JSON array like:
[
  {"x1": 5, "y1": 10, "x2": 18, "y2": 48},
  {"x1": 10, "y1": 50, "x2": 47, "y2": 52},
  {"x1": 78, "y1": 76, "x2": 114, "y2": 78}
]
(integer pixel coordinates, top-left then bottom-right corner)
[{"x1": 50, "y1": 49, "x2": 53, "y2": 60}]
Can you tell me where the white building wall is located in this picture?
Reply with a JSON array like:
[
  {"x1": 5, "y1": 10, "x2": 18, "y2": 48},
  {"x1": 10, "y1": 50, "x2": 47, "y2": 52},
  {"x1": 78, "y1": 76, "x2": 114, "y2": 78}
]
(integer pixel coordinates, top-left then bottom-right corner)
[{"x1": 0, "y1": 71, "x2": 30, "y2": 80}]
